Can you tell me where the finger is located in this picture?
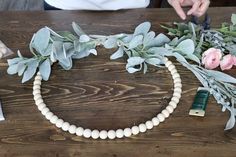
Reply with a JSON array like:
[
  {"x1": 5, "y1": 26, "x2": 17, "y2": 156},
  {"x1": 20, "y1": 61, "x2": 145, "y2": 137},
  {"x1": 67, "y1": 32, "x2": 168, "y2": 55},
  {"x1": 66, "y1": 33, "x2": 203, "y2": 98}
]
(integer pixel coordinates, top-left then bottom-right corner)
[
  {"x1": 187, "y1": 0, "x2": 201, "y2": 15},
  {"x1": 171, "y1": 1, "x2": 186, "y2": 20},
  {"x1": 198, "y1": 0, "x2": 210, "y2": 16}
]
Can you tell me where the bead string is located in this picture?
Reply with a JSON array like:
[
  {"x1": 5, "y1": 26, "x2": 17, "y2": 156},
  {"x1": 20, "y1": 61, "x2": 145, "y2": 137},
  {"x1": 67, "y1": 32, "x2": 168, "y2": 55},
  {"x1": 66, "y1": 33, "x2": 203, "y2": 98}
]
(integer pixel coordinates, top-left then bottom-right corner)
[{"x1": 32, "y1": 57, "x2": 182, "y2": 140}]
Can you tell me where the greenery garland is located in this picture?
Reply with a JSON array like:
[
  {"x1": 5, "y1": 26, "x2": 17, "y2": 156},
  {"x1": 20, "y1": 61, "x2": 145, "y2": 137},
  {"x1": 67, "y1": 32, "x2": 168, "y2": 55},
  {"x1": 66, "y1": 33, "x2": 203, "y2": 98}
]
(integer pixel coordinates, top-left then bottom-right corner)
[{"x1": 7, "y1": 14, "x2": 236, "y2": 130}]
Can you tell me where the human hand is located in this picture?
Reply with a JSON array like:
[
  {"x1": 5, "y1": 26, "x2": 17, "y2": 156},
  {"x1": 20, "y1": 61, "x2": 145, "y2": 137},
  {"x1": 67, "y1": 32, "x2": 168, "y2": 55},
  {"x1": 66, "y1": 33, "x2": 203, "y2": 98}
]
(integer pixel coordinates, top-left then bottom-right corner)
[{"x1": 167, "y1": 0, "x2": 210, "y2": 20}]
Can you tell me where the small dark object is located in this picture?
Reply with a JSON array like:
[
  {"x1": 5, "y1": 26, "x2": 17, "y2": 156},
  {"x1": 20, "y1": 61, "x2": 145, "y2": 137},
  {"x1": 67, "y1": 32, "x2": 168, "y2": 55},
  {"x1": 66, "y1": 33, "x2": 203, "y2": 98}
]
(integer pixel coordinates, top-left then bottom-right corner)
[
  {"x1": 191, "y1": 14, "x2": 211, "y2": 30},
  {"x1": 189, "y1": 87, "x2": 210, "y2": 117}
]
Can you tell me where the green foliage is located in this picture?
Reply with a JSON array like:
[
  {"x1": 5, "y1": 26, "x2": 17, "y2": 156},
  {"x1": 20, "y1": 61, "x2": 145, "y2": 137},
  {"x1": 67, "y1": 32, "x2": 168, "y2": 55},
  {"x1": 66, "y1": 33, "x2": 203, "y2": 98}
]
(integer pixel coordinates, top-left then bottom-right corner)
[{"x1": 7, "y1": 16, "x2": 236, "y2": 130}]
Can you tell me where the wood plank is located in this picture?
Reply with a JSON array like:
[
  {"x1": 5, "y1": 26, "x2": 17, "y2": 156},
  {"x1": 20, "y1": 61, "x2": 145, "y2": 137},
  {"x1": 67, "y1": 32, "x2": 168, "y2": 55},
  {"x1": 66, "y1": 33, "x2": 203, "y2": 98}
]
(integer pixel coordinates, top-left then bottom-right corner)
[{"x1": 0, "y1": 7, "x2": 236, "y2": 157}]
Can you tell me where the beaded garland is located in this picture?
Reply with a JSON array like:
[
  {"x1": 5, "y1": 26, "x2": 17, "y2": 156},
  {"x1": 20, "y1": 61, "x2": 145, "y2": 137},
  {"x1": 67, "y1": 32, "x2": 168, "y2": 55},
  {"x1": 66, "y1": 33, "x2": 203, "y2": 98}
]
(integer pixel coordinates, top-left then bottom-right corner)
[{"x1": 33, "y1": 57, "x2": 182, "y2": 140}]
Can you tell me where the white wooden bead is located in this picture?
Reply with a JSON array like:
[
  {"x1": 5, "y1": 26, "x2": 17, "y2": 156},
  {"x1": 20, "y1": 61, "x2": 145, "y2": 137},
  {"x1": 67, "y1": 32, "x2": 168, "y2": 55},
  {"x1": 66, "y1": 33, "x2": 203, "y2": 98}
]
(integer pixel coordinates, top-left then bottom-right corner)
[
  {"x1": 38, "y1": 103, "x2": 46, "y2": 111},
  {"x1": 91, "y1": 130, "x2": 100, "y2": 139},
  {"x1": 45, "y1": 112, "x2": 53, "y2": 120},
  {"x1": 165, "y1": 61, "x2": 172, "y2": 67},
  {"x1": 33, "y1": 89, "x2": 41, "y2": 96},
  {"x1": 166, "y1": 105, "x2": 174, "y2": 114},
  {"x1": 33, "y1": 85, "x2": 41, "y2": 90},
  {"x1": 174, "y1": 78, "x2": 181, "y2": 84},
  {"x1": 173, "y1": 92, "x2": 181, "y2": 99},
  {"x1": 152, "y1": 117, "x2": 160, "y2": 126},
  {"x1": 172, "y1": 73, "x2": 180, "y2": 79},
  {"x1": 83, "y1": 129, "x2": 92, "y2": 138},
  {"x1": 163, "y1": 57, "x2": 168, "y2": 63},
  {"x1": 174, "y1": 82, "x2": 182, "y2": 88},
  {"x1": 99, "y1": 130, "x2": 108, "y2": 140},
  {"x1": 68, "y1": 125, "x2": 76, "y2": 134},
  {"x1": 55, "y1": 119, "x2": 64, "y2": 128},
  {"x1": 62, "y1": 122, "x2": 70, "y2": 131},
  {"x1": 76, "y1": 127, "x2": 84, "y2": 136},
  {"x1": 171, "y1": 97, "x2": 180, "y2": 104},
  {"x1": 174, "y1": 87, "x2": 182, "y2": 93},
  {"x1": 36, "y1": 99, "x2": 44, "y2": 106},
  {"x1": 34, "y1": 94, "x2": 42, "y2": 101},
  {"x1": 145, "y1": 121, "x2": 154, "y2": 130},
  {"x1": 41, "y1": 107, "x2": 50, "y2": 115},
  {"x1": 107, "y1": 130, "x2": 116, "y2": 139},
  {"x1": 35, "y1": 75, "x2": 42, "y2": 81},
  {"x1": 157, "y1": 113, "x2": 165, "y2": 122},
  {"x1": 169, "y1": 101, "x2": 177, "y2": 109},
  {"x1": 139, "y1": 123, "x2": 147, "y2": 133},
  {"x1": 131, "y1": 126, "x2": 140, "y2": 135},
  {"x1": 50, "y1": 115, "x2": 58, "y2": 124},
  {"x1": 124, "y1": 128, "x2": 132, "y2": 137},
  {"x1": 168, "y1": 65, "x2": 175, "y2": 71},
  {"x1": 162, "y1": 109, "x2": 170, "y2": 118},
  {"x1": 34, "y1": 80, "x2": 41, "y2": 86},
  {"x1": 116, "y1": 129, "x2": 124, "y2": 139},
  {"x1": 170, "y1": 69, "x2": 177, "y2": 75},
  {"x1": 37, "y1": 72, "x2": 41, "y2": 76}
]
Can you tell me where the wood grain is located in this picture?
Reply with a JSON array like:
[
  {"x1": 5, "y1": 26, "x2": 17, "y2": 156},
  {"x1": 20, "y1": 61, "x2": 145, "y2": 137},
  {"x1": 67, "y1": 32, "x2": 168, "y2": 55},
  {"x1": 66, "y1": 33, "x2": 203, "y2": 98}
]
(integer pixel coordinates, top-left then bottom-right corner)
[{"x1": 0, "y1": 8, "x2": 236, "y2": 157}]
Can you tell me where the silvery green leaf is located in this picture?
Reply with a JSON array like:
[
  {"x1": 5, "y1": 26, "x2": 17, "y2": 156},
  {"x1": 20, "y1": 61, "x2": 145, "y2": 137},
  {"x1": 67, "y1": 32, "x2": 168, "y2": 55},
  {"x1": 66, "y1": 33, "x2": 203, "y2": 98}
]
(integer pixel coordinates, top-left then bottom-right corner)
[
  {"x1": 72, "y1": 51, "x2": 90, "y2": 59},
  {"x1": 33, "y1": 28, "x2": 50, "y2": 54},
  {"x1": 231, "y1": 14, "x2": 236, "y2": 25},
  {"x1": 59, "y1": 57, "x2": 72, "y2": 70},
  {"x1": 127, "y1": 57, "x2": 145, "y2": 66},
  {"x1": 39, "y1": 59, "x2": 51, "y2": 81},
  {"x1": 45, "y1": 26, "x2": 64, "y2": 39},
  {"x1": 206, "y1": 70, "x2": 236, "y2": 84},
  {"x1": 122, "y1": 35, "x2": 133, "y2": 43},
  {"x1": 72, "y1": 22, "x2": 85, "y2": 36},
  {"x1": 133, "y1": 22, "x2": 151, "y2": 36},
  {"x1": 146, "y1": 33, "x2": 170, "y2": 47},
  {"x1": 17, "y1": 63, "x2": 27, "y2": 76},
  {"x1": 17, "y1": 50, "x2": 23, "y2": 58},
  {"x1": 22, "y1": 59, "x2": 39, "y2": 83},
  {"x1": 145, "y1": 58, "x2": 162, "y2": 66},
  {"x1": 143, "y1": 31, "x2": 155, "y2": 46},
  {"x1": 53, "y1": 41, "x2": 64, "y2": 60},
  {"x1": 41, "y1": 44, "x2": 53, "y2": 56},
  {"x1": 7, "y1": 58, "x2": 22, "y2": 66},
  {"x1": 186, "y1": 54, "x2": 200, "y2": 64},
  {"x1": 7, "y1": 64, "x2": 19, "y2": 75},
  {"x1": 224, "y1": 107, "x2": 236, "y2": 130},
  {"x1": 89, "y1": 49, "x2": 97, "y2": 56},
  {"x1": 29, "y1": 34, "x2": 35, "y2": 54},
  {"x1": 129, "y1": 35, "x2": 143, "y2": 49},
  {"x1": 126, "y1": 67, "x2": 142, "y2": 73},
  {"x1": 169, "y1": 37, "x2": 179, "y2": 46},
  {"x1": 58, "y1": 31, "x2": 77, "y2": 41},
  {"x1": 171, "y1": 52, "x2": 188, "y2": 63},
  {"x1": 79, "y1": 34, "x2": 90, "y2": 42},
  {"x1": 147, "y1": 47, "x2": 171, "y2": 56},
  {"x1": 50, "y1": 52, "x2": 57, "y2": 63},
  {"x1": 143, "y1": 62, "x2": 148, "y2": 74},
  {"x1": 104, "y1": 37, "x2": 117, "y2": 49},
  {"x1": 176, "y1": 39, "x2": 195, "y2": 54},
  {"x1": 110, "y1": 46, "x2": 124, "y2": 60}
]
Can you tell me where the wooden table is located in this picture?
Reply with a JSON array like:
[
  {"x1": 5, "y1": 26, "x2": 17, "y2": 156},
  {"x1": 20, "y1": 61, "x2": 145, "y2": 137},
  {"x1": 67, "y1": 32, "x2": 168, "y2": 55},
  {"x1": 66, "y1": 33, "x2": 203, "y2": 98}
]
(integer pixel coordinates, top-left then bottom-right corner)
[{"x1": 0, "y1": 7, "x2": 236, "y2": 157}]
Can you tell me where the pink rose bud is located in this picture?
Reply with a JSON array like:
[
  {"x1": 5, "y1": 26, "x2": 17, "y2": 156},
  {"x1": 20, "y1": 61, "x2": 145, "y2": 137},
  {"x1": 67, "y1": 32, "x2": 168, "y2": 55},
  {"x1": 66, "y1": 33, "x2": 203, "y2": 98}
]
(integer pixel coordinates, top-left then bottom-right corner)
[
  {"x1": 202, "y1": 48, "x2": 222, "y2": 69},
  {"x1": 233, "y1": 56, "x2": 236, "y2": 66},
  {"x1": 220, "y1": 54, "x2": 235, "y2": 70}
]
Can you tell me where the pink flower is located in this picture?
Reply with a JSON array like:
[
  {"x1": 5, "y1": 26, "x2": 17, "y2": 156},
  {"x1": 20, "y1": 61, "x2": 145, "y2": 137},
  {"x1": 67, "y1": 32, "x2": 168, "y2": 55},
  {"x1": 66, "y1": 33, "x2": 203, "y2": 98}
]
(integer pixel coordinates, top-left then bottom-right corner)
[
  {"x1": 220, "y1": 54, "x2": 235, "y2": 70},
  {"x1": 202, "y1": 48, "x2": 222, "y2": 69}
]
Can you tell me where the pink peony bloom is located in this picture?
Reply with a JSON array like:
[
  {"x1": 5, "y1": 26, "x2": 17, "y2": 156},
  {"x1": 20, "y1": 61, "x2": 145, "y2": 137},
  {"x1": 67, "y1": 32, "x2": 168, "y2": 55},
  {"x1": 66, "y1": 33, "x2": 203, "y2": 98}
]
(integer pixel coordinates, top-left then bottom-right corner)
[
  {"x1": 220, "y1": 54, "x2": 235, "y2": 70},
  {"x1": 202, "y1": 48, "x2": 222, "y2": 69}
]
